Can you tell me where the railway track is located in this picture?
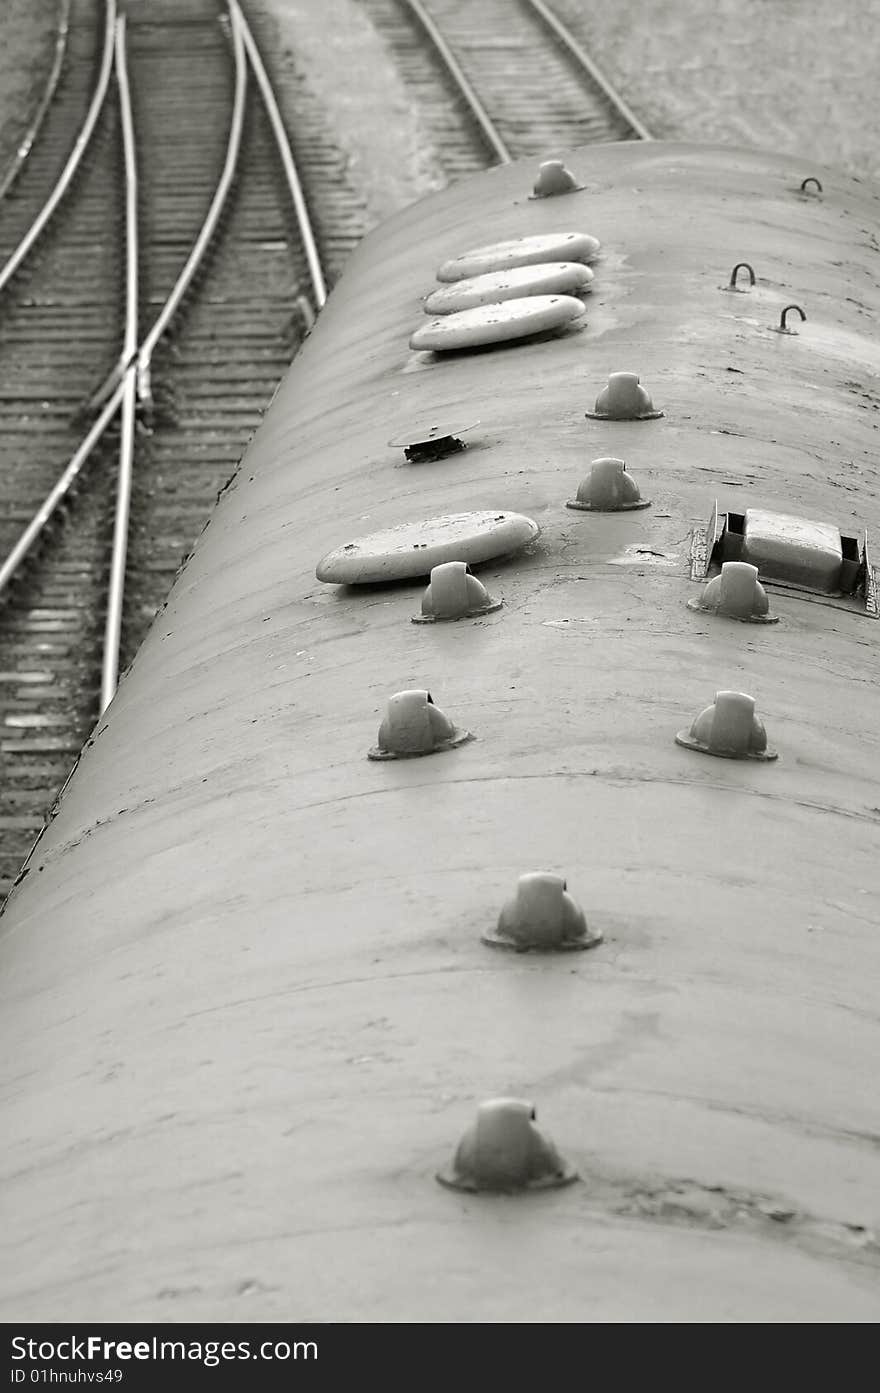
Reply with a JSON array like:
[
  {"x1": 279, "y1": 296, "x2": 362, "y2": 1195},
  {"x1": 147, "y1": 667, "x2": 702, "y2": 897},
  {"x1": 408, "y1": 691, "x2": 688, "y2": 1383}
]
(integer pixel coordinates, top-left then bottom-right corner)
[
  {"x1": 361, "y1": 0, "x2": 651, "y2": 175},
  {"x1": 0, "y1": 0, "x2": 332, "y2": 903}
]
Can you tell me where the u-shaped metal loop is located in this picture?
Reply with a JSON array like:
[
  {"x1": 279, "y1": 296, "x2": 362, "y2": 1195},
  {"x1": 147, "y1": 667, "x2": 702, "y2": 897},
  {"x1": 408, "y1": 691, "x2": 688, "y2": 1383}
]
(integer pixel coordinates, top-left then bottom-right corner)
[
  {"x1": 726, "y1": 261, "x2": 756, "y2": 291},
  {"x1": 799, "y1": 176, "x2": 823, "y2": 194},
  {"x1": 778, "y1": 303, "x2": 807, "y2": 332}
]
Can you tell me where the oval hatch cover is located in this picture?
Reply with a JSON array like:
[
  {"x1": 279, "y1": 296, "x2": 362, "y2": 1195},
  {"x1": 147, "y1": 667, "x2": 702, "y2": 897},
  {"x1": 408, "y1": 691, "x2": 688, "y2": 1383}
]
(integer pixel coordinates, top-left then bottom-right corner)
[
  {"x1": 316, "y1": 510, "x2": 540, "y2": 584},
  {"x1": 410, "y1": 295, "x2": 584, "y2": 352},
  {"x1": 424, "y1": 261, "x2": 593, "y2": 314},
  {"x1": 437, "y1": 232, "x2": 600, "y2": 282}
]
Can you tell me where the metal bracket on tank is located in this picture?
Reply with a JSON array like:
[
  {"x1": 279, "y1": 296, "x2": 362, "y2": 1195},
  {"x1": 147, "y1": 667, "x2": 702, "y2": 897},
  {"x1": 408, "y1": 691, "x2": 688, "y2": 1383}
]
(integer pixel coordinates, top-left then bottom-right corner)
[
  {"x1": 865, "y1": 532, "x2": 878, "y2": 617},
  {"x1": 689, "y1": 502, "x2": 878, "y2": 618},
  {"x1": 689, "y1": 499, "x2": 720, "y2": 581}
]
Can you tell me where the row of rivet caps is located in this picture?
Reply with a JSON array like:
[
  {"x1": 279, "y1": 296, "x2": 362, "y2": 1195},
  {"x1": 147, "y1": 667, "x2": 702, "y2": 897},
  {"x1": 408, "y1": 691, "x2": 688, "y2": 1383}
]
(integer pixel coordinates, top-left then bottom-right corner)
[
  {"x1": 410, "y1": 549, "x2": 775, "y2": 625},
  {"x1": 435, "y1": 164, "x2": 824, "y2": 1193},
  {"x1": 353, "y1": 160, "x2": 797, "y2": 1195},
  {"x1": 436, "y1": 169, "x2": 822, "y2": 1193},
  {"x1": 374, "y1": 538, "x2": 775, "y2": 1195}
]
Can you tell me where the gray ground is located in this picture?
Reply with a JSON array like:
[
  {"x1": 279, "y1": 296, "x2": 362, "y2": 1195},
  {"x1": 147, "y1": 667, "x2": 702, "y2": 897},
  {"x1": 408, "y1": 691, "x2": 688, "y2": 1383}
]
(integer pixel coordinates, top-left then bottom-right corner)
[
  {"x1": 254, "y1": 0, "x2": 448, "y2": 223},
  {"x1": 550, "y1": 0, "x2": 880, "y2": 179}
]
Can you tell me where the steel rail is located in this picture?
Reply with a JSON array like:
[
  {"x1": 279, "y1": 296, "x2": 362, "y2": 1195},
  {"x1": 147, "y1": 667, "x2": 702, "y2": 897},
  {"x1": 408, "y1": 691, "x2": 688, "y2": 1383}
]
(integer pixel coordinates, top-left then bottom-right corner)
[
  {"x1": 523, "y1": 0, "x2": 653, "y2": 141},
  {"x1": 100, "y1": 14, "x2": 139, "y2": 713},
  {"x1": 135, "y1": 3, "x2": 248, "y2": 408},
  {"x1": 0, "y1": 0, "x2": 117, "y2": 296},
  {"x1": 0, "y1": 2, "x2": 249, "y2": 601},
  {"x1": 0, "y1": 0, "x2": 73, "y2": 203},
  {"x1": 0, "y1": 382, "x2": 124, "y2": 600},
  {"x1": 101, "y1": 375, "x2": 137, "y2": 710},
  {"x1": 231, "y1": 0, "x2": 327, "y2": 311},
  {"x1": 400, "y1": 0, "x2": 512, "y2": 165}
]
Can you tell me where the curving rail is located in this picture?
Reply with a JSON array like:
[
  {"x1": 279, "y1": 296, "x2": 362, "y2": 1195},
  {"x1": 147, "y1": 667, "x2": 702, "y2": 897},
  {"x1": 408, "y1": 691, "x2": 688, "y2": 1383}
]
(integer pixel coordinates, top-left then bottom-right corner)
[
  {"x1": 231, "y1": 0, "x2": 327, "y2": 312},
  {"x1": 0, "y1": 4, "x2": 248, "y2": 706},
  {"x1": 100, "y1": 13, "x2": 138, "y2": 713},
  {"x1": 0, "y1": 0, "x2": 73, "y2": 203},
  {"x1": 0, "y1": 382, "x2": 125, "y2": 602},
  {"x1": 134, "y1": 3, "x2": 248, "y2": 411},
  {"x1": 0, "y1": 0, "x2": 117, "y2": 297}
]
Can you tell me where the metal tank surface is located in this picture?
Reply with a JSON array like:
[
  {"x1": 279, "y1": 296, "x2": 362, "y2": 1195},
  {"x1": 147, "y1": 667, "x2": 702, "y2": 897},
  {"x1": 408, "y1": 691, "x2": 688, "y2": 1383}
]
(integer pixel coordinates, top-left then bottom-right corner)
[{"x1": 3, "y1": 142, "x2": 880, "y2": 1322}]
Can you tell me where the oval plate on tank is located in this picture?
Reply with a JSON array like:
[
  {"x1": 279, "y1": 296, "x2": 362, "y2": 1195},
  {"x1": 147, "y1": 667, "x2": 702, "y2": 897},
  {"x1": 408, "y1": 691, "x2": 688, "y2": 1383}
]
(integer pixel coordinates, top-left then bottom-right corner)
[
  {"x1": 437, "y1": 232, "x2": 600, "y2": 281},
  {"x1": 424, "y1": 262, "x2": 593, "y2": 315},
  {"x1": 410, "y1": 295, "x2": 585, "y2": 352},
  {"x1": 316, "y1": 510, "x2": 540, "y2": 584}
]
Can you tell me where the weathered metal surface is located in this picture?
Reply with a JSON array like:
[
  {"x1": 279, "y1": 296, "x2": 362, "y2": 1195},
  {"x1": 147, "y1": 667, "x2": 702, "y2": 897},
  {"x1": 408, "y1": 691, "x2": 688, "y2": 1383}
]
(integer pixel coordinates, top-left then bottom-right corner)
[{"x1": 2, "y1": 143, "x2": 880, "y2": 1322}]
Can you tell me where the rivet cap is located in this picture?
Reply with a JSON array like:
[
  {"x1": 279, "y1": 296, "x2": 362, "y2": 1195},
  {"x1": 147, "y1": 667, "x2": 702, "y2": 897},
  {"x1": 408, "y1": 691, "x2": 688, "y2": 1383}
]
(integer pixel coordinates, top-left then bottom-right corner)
[
  {"x1": 675, "y1": 690, "x2": 778, "y2": 761},
  {"x1": 436, "y1": 1098, "x2": 578, "y2": 1193},
  {"x1": 586, "y1": 371, "x2": 664, "y2": 421},
  {"x1": 530, "y1": 159, "x2": 583, "y2": 198},
  {"x1": 368, "y1": 690, "x2": 472, "y2": 761},
  {"x1": 566, "y1": 457, "x2": 650, "y2": 512},
  {"x1": 413, "y1": 561, "x2": 502, "y2": 623},
  {"x1": 483, "y1": 872, "x2": 602, "y2": 952},
  {"x1": 688, "y1": 562, "x2": 778, "y2": 623}
]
